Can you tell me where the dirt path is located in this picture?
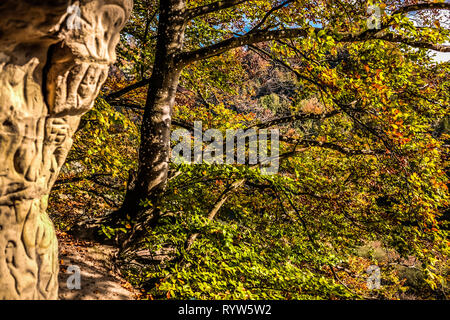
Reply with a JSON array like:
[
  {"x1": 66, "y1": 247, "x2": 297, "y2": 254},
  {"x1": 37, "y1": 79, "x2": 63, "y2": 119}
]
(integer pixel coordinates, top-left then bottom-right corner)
[{"x1": 57, "y1": 231, "x2": 137, "y2": 300}]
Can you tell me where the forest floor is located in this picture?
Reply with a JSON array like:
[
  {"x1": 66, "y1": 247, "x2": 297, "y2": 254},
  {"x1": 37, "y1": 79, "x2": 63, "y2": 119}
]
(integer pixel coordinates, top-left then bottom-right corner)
[{"x1": 57, "y1": 230, "x2": 137, "y2": 300}]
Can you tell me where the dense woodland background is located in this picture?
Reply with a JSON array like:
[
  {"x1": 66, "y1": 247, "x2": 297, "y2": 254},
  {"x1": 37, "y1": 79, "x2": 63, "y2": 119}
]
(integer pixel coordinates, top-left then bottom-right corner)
[{"x1": 50, "y1": 0, "x2": 449, "y2": 299}]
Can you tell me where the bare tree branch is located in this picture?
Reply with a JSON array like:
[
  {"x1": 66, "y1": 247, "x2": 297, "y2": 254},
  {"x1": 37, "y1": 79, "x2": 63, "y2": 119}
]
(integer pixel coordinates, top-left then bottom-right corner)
[
  {"x1": 178, "y1": 1, "x2": 450, "y2": 65},
  {"x1": 185, "y1": 0, "x2": 250, "y2": 20},
  {"x1": 171, "y1": 109, "x2": 340, "y2": 132},
  {"x1": 249, "y1": 110, "x2": 340, "y2": 129},
  {"x1": 339, "y1": 31, "x2": 450, "y2": 52},
  {"x1": 185, "y1": 178, "x2": 246, "y2": 250},
  {"x1": 279, "y1": 136, "x2": 386, "y2": 156},
  {"x1": 391, "y1": 2, "x2": 450, "y2": 15},
  {"x1": 105, "y1": 78, "x2": 150, "y2": 101},
  {"x1": 247, "y1": 0, "x2": 296, "y2": 34},
  {"x1": 177, "y1": 28, "x2": 311, "y2": 64}
]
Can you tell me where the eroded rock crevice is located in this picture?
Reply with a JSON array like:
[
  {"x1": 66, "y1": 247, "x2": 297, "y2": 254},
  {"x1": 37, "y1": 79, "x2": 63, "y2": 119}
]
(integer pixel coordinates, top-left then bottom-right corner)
[{"x1": 0, "y1": 0, "x2": 132, "y2": 299}]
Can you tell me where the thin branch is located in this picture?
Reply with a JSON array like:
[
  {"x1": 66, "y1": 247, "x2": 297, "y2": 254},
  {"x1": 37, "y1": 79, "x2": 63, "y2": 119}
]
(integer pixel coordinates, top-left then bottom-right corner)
[
  {"x1": 54, "y1": 173, "x2": 112, "y2": 187},
  {"x1": 278, "y1": 186, "x2": 317, "y2": 247},
  {"x1": 185, "y1": 178, "x2": 246, "y2": 250},
  {"x1": 170, "y1": 109, "x2": 340, "y2": 132},
  {"x1": 106, "y1": 81, "x2": 191, "y2": 103},
  {"x1": 172, "y1": 119, "x2": 195, "y2": 130},
  {"x1": 110, "y1": 101, "x2": 144, "y2": 110},
  {"x1": 278, "y1": 39, "x2": 321, "y2": 66},
  {"x1": 353, "y1": 2, "x2": 450, "y2": 45},
  {"x1": 391, "y1": 2, "x2": 450, "y2": 15},
  {"x1": 247, "y1": 44, "x2": 322, "y2": 86},
  {"x1": 177, "y1": 28, "x2": 311, "y2": 64},
  {"x1": 179, "y1": 6, "x2": 450, "y2": 65},
  {"x1": 340, "y1": 31, "x2": 450, "y2": 52},
  {"x1": 185, "y1": 0, "x2": 250, "y2": 20},
  {"x1": 247, "y1": 0, "x2": 296, "y2": 34},
  {"x1": 105, "y1": 78, "x2": 150, "y2": 101},
  {"x1": 333, "y1": 99, "x2": 398, "y2": 154},
  {"x1": 248, "y1": 110, "x2": 340, "y2": 129}
]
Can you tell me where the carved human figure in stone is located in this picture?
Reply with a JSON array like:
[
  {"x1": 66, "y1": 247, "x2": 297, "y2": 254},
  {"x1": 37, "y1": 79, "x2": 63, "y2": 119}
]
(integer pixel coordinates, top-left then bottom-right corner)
[{"x1": 0, "y1": 0, "x2": 132, "y2": 299}]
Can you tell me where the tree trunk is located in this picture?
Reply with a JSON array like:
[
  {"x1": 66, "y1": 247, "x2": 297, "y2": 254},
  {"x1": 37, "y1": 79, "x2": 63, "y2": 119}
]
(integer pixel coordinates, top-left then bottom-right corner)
[
  {"x1": 0, "y1": 0, "x2": 132, "y2": 299},
  {"x1": 115, "y1": 0, "x2": 186, "y2": 226}
]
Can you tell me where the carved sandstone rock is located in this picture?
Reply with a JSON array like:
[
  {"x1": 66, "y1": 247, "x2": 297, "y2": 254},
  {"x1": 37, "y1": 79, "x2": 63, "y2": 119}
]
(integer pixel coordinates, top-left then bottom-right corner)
[{"x1": 0, "y1": 0, "x2": 132, "y2": 299}]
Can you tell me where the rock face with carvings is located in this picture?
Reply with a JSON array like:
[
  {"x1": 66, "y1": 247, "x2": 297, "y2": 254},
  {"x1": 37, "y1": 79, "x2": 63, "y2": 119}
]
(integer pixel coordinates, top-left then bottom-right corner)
[{"x1": 0, "y1": 0, "x2": 132, "y2": 299}]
